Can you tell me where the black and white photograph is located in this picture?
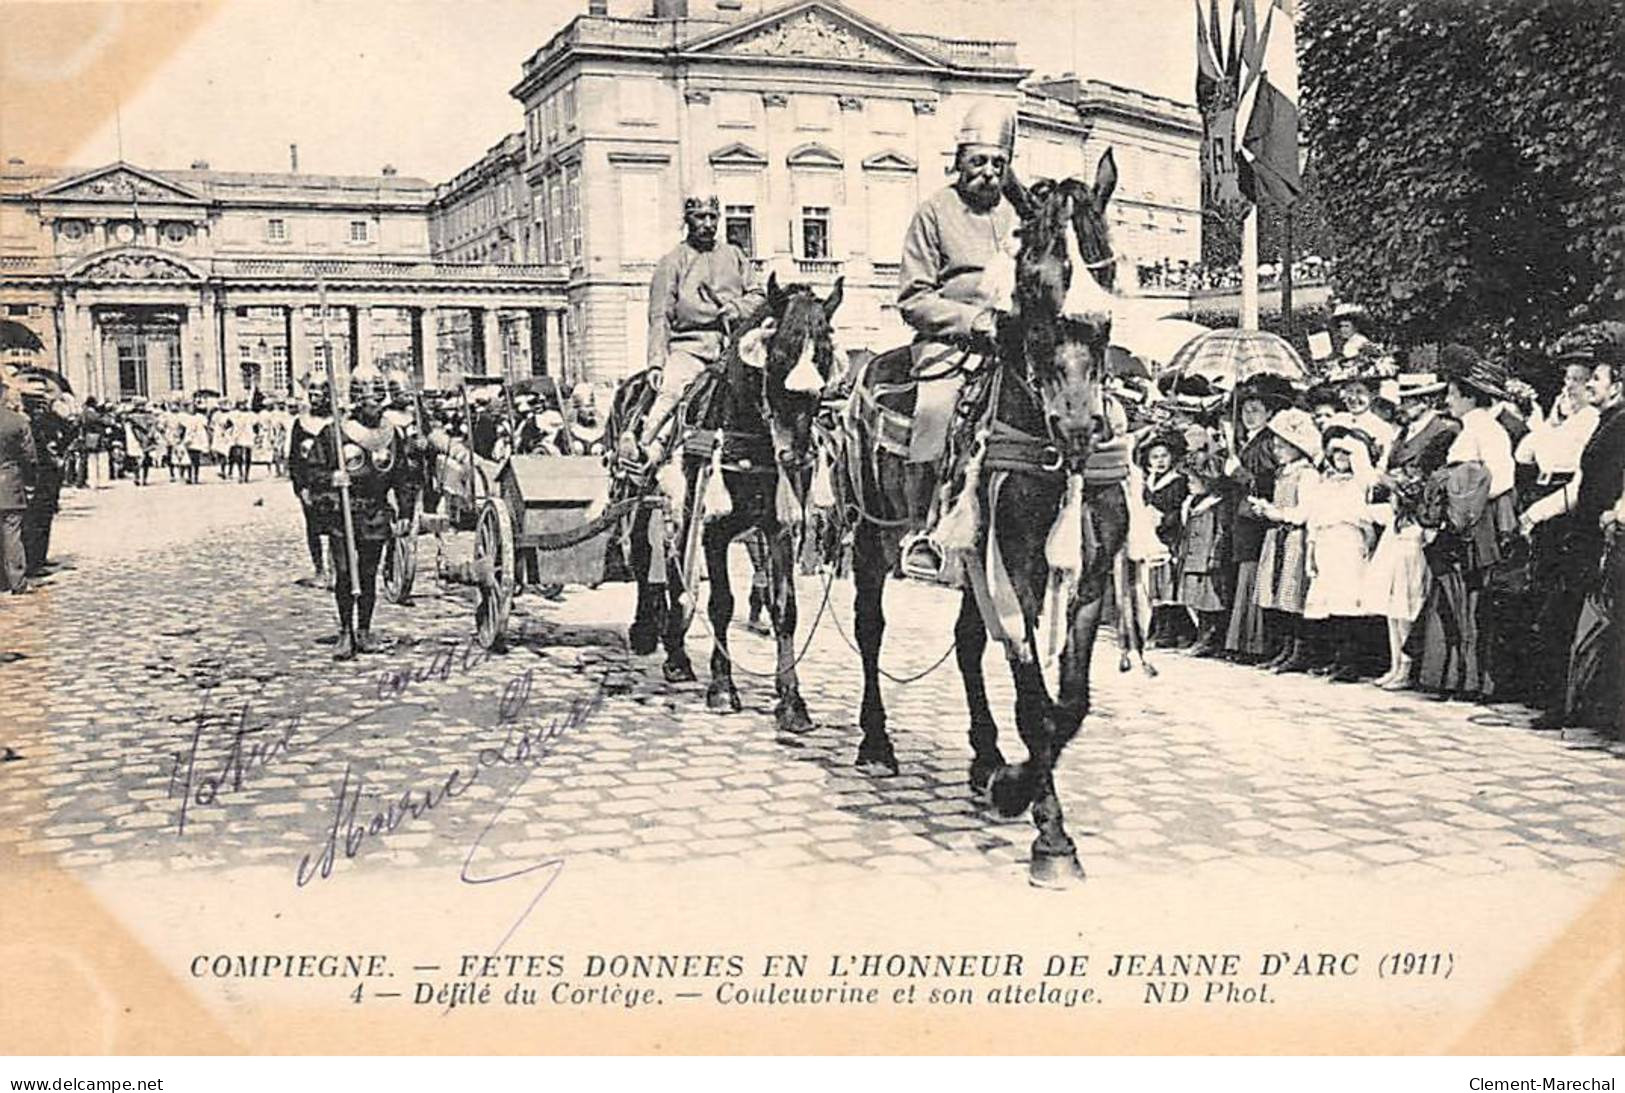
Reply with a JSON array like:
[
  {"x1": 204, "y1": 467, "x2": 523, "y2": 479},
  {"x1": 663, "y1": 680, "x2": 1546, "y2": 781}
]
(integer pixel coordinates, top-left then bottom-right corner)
[{"x1": 0, "y1": 0, "x2": 1620, "y2": 1068}]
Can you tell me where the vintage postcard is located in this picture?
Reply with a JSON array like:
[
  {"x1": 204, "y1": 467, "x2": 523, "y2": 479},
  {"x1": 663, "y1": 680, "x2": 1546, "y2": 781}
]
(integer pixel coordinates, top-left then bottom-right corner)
[{"x1": 1, "y1": 0, "x2": 1620, "y2": 1057}]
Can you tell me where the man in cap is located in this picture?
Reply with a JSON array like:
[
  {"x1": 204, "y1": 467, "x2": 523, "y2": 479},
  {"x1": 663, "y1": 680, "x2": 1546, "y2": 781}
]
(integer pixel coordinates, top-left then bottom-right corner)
[
  {"x1": 895, "y1": 99, "x2": 1023, "y2": 577},
  {"x1": 635, "y1": 192, "x2": 766, "y2": 465}
]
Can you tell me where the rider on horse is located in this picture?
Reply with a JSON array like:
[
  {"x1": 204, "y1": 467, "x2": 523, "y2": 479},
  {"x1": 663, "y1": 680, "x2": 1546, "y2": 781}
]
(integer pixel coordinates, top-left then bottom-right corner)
[
  {"x1": 895, "y1": 100, "x2": 1023, "y2": 580},
  {"x1": 626, "y1": 192, "x2": 767, "y2": 477}
]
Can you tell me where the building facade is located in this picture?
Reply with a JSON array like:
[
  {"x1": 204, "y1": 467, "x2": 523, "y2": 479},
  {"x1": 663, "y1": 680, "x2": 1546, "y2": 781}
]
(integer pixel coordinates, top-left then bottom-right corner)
[
  {"x1": 507, "y1": 0, "x2": 1201, "y2": 380},
  {"x1": 0, "y1": 159, "x2": 569, "y2": 402}
]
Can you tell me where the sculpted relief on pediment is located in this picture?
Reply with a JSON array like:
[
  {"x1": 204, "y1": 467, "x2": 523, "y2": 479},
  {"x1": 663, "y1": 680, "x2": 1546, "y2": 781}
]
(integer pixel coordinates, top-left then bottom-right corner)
[
  {"x1": 723, "y1": 10, "x2": 911, "y2": 65},
  {"x1": 47, "y1": 168, "x2": 199, "y2": 204},
  {"x1": 75, "y1": 252, "x2": 198, "y2": 282}
]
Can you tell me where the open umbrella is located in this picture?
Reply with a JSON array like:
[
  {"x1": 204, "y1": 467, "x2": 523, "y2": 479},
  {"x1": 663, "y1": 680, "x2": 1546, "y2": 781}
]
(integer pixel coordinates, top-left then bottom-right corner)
[
  {"x1": 2, "y1": 362, "x2": 73, "y2": 397},
  {"x1": 1110, "y1": 316, "x2": 1210, "y2": 366},
  {"x1": 0, "y1": 319, "x2": 44, "y2": 353},
  {"x1": 1105, "y1": 345, "x2": 1151, "y2": 380},
  {"x1": 1165, "y1": 328, "x2": 1307, "y2": 389}
]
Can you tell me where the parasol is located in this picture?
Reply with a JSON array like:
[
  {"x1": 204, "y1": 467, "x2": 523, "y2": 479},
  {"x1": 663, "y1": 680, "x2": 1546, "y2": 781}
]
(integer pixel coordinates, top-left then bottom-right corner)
[
  {"x1": 0, "y1": 319, "x2": 44, "y2": 353},
  {"x1": 1165, "y1": 328, "x2": 1307, "y2": 389},
  {"x1": 1109, "y1": 316, "x2": 1210, "y2": 367}
]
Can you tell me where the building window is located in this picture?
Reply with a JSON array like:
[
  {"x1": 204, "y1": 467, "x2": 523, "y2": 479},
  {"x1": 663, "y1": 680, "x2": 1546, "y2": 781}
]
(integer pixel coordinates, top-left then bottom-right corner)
[
  {"x1": 724, "y1": 204, "x2": 755, "y2": 256},
  {"x1": 163, "y1": 222, "x2": 190, "y2": 244},
  {"x1": 266, "y1": 218, "x2": 288, "y2": 242},
  {"x1": 547, "y1": 177, "x2": 564, "y2": 264},
  {"x1": 800, "y1": 206, "x2": 830, "y2": 260},
  {"x1": 349, "y1": 220, "x2": 370, "y2": 243},
  {"x1": 165, "y1": 341, "x2": 184, "y2": 392},
  {"x1": 58, "y1": 220, "x2": 86, "y2": 241},
  {"x1": 565, "y1": 165, "x2": 582, "y2": 261},
  {"x1": 546, "y1": 95, "x2": 560, "y2": 141},
  {"x1": 117, "y1": 341, "x2": 146, "y2": 398},
  {"x1": 5, "y1": 304, "x2": 28, "y2": 317},
  {"x1": 271, "y1": 344, "x2": 290, "y2": 393},
  {"x1": 562, "y1": 83, "x2": 578, "y2": 131}
]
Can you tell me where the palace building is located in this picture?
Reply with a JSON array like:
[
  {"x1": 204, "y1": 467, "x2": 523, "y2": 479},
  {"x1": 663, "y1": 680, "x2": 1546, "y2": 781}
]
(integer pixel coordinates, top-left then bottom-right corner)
[{"x1": 0, "y1": 0, "x2": 1199, "y2": 397}]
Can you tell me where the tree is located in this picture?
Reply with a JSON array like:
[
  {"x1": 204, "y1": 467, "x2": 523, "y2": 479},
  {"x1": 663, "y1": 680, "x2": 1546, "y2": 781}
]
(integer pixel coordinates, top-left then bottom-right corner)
[{"x1": 1300, "y1": 0, "x2": 1625, "y2": 359}]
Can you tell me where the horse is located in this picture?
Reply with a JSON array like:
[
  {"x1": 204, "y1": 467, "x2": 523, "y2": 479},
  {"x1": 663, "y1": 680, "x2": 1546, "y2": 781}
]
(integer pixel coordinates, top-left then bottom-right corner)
[
  {"x1": 837, "y1": 150, "x2": 1127, "y2": 888},
  {"x1": 611, "y1": 275, "x2": 844, "y2": 729}
]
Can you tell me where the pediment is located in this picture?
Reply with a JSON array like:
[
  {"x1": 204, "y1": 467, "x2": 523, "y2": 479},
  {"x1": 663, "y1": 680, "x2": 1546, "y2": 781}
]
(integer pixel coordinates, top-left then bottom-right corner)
[
  {"x1": 39, "y1": 163, "x2": 203, "y2": 204},
  {"x1": 862, "y1": 150, "x2": 917, "y2": 172},
  {"x1": 685, "y1": 2, "x2": 944, "y2": 69},
  {"x1": 786, "y1": 142, "x2": 843, "y2": 169},
  {"x1": 70, "y1": 249, "x2": 204, "y2": 283},
  {"x1": 710, "y1": 142, "x2": 769, "y2": 168}
]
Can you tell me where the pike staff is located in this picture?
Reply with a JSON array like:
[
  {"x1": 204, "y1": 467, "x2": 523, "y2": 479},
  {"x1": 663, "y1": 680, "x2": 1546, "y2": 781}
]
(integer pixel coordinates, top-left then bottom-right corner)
[{"x1": 319, "y1": 274, "x2": 362, "y2": 617}]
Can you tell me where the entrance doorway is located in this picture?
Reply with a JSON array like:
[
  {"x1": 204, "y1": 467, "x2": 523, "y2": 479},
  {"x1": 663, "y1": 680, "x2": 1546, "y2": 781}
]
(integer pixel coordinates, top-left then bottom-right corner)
[{"x1": 97, "y1": 306, "x2": 184, "y2": 400}]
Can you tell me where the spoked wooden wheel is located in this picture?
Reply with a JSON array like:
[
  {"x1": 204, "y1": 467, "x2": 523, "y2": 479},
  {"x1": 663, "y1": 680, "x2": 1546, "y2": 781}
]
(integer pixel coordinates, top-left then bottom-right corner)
[
  {"x1": 677, "y1": 460, "x2": 711, "y2": 635},
  {"x1": 381, "y1": 495, "x2": 421, "y2": 604},
  {"x1": 473, "y1": 498, "x2": 516, "y2": 651}
]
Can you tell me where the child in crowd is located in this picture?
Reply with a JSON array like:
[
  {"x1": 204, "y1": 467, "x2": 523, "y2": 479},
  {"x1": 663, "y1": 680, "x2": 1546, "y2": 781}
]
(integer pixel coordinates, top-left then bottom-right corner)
[
  {"x1": 1303, "y1": 423, "x2": 1382, "y2": 682},
  {"x1": 1252, "y1": 408, "x2": 1323, "y2": 673},
  {"x1": 1174, "y1": 451, "x2": 1232, "y2": 657}
]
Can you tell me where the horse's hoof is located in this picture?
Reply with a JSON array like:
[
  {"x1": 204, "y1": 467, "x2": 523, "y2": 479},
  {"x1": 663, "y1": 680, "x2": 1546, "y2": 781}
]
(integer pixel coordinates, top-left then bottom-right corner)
[
  {"x1": 855, "y1": 738, "x2": 899, "y2": 778},
  {"x1": 1028, "y1": 853, "x2": 1086, "y2": 890},
  {"x1": 628, "y1": 627, "x2": 658, "y2": 657},
  {"x1": 968, "y1": 760, "x2": 1001, "y2": 805},
  {"x1": 987, "y1": 764, "x2": 1033, "y2": 819},
  {"x1": 775, "y1": 701, "x2": 814, "y2": 736},
  {"x1": 663, "y1": 658, "x2": 697, "y2": 684},
  {"x1": 1118, "y1": 653, "x2": 1132, "y2": 673},
  {"x1": 1141, "y1": 660, "x2": 1159, "y2": 679},
  {"x1": 706, "y1": 682, "x2": 741, "y2": 713}
]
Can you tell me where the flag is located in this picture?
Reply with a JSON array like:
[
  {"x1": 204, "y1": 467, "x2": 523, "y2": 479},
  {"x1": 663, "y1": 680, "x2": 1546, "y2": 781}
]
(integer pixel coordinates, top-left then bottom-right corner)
[{"x1": 1240, "y1": 0, "x2": 1301, "y2": 206}]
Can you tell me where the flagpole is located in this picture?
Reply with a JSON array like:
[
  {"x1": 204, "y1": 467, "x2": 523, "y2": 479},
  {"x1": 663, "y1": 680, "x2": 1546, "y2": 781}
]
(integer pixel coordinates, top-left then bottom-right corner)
[
  {"x1": 1281, "y1": 202, "x2": 1294, "y2": 338},
  {"x1": 1240, "y1": 206, "x2": 1259, "y2": 332}
]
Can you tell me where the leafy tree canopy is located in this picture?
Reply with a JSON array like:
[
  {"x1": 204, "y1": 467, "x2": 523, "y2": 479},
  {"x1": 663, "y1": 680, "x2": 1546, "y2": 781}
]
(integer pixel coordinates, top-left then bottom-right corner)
[{"x1": 1299, "y1": 0, "x2": 1624, "y2": 360}]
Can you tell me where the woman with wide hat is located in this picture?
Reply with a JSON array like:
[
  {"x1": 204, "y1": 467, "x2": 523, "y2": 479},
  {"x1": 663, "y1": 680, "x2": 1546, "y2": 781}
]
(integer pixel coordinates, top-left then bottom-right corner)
[
  {"x1": 1409, "y1": 347, "x2": 1516, "y2": 698},
  {"x1": 1222, "y1": 373, "x2": 1297, "y2": 661}
]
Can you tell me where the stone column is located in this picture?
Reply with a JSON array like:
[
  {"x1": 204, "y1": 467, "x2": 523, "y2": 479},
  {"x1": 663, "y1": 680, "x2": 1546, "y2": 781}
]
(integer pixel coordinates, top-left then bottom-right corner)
[
  {"x1": 416, "y1": 306, "x2": 441, "y2": 389},
  {"x1": 289, "y1": 304, "x2": 313, "y2": 381},
  {"x1": 479, "y1": 307, "x2": 502, "y2": 379},
  {"x1": 544, "y1": 308, "x2": 564, "y2": 378},
  {"x1": 199, "y1": 290, "x2": 222, "y2": 394},
  {"x1": 354, "y1": 305, "x2": 375, "y2": 372},
  {"x1": 185, "y1": 302, "x2": 206, "y2": 393},
  {"x1": 221, "y1": 303, "x2": 242, "y2": 399}
]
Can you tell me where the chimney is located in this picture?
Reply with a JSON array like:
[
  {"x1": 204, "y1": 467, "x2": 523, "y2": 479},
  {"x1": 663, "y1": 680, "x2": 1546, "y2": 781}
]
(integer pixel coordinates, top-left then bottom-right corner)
[
  {"x1": 190, "y1": 159, "x2": 210, "y2": 170},
  {"x1": 5, "y1": 157, "x2": 23, "y2": 167},
  {"x1": 381, "y1": 164, "x2": 398, "y2": 177},
  {"x1": 651, "y1": 0, "x2": 687, "y2": 16},
  {"x1": 588, "y1": 0, "x2": 608, "y2": 12},
  {"x1": 289, "y1": 143, "x2": 299, "y2": 173}
]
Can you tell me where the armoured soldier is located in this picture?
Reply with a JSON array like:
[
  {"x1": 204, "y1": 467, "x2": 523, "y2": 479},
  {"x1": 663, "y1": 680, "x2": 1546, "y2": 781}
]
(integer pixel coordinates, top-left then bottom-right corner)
[
  {"x1": 287, "y1": 375, "x2": 334, "y2": 588},
  {"x1": 307, "y1": 364, "x2": 419, "y2": 660}
]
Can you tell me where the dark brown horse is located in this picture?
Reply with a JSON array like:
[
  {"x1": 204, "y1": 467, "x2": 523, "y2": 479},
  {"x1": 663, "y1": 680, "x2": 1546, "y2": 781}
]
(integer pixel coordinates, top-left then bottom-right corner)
[
  {"x1": 699, "y1": 274, "x2": 844, "y2": 736},
  {"x1": 613, "y1": 276, "x2": 844, "y2": 732},
  {"x1": 838, "y1": 151, "x2": 1126, "y2": 888}
]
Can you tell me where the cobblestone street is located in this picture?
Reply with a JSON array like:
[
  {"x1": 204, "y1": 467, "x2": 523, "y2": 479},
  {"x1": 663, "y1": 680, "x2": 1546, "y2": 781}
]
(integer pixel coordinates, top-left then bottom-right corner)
[{"x1": 2, "y1": 479, "x2": 1619, "y2": 892}]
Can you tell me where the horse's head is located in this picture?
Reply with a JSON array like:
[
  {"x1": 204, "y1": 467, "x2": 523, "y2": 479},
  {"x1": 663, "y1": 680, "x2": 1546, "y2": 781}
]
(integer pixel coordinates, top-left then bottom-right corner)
[
  {"x1": 1005, "y1": 149, "x2": 1118, "y2": 468},
  {"x1": 741, "y1": 271, "x2": 844, "y2": 470}
]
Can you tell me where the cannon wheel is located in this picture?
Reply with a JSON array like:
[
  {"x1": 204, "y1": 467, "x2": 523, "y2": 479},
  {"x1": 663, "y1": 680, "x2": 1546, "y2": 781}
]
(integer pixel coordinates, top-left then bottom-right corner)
[
  {"x1": 677, "y1": 458, "x2": 710, "y2": 634},
  {"x1": 381, "y1": 495, "x2": 421, "y2": 604},
  {"x1": 473, "y1": 498, "x2": 516, "y2": 651}
]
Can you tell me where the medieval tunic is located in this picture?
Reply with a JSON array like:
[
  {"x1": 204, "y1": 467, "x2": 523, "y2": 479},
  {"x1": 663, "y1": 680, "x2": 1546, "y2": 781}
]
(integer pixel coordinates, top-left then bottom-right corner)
[
  {"x1": 1175, "y1": 492, "x2": 1230, "y2": 612},
  {"x1": 1366, "y1": 410, "x2": 1458, "y2": 621},
  {"x1": 1254, "y1": 459, "x2": 1319, "y2": 615},
  {"x1": 646, "y1": 240, "x2": 764, "y2": 370},
  {"x1": 897, "y1": 185, "x2": 1021, "y2": 463}
]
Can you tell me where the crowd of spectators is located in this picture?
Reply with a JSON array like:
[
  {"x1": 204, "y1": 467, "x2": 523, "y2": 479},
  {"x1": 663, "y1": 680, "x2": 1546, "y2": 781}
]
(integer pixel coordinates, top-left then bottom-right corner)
[{"x1": 1118, "y1": 320, "x2": 1624, "y2": 740}]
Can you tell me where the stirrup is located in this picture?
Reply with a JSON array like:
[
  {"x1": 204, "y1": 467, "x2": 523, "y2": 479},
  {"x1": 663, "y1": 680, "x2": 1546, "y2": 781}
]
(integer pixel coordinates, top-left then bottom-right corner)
[{"x1": 900, "y1": 533, "x2": 950, "y2": 584}]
